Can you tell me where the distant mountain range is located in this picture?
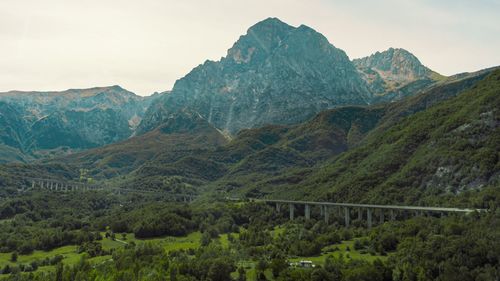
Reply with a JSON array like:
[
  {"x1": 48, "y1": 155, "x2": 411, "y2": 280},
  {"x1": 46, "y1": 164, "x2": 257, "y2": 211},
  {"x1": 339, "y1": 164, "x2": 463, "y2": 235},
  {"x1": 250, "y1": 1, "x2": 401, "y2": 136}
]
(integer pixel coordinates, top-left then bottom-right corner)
[
  {"x1": 0, "y1": 17, "x2": 498, "y2": 205},
  {"x1": 1, "y1": 66, "x2": 497, "y2": 205},
  {"x1": 0, "y1": 18, "x2": 446, "y2": 163},
  {"x1": 137, "y1": 18, "x2": 444, "y2": 135},
  {"x1": 0, "y1": 86, "x2": 161, "y2": 162}
]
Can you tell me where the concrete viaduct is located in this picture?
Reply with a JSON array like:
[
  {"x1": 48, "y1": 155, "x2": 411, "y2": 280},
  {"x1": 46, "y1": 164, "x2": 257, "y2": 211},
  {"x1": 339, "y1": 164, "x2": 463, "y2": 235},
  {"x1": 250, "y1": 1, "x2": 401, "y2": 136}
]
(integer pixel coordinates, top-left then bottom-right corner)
[
  {"x1": 231, "y1": 198, "x2": 486, "y2": 229},
  {"x1": 19, "y1": 177, "x2": 197, "y2": 202},
  {"x1": 26, "y1": 177, "x2": 102, "y2": 192}
]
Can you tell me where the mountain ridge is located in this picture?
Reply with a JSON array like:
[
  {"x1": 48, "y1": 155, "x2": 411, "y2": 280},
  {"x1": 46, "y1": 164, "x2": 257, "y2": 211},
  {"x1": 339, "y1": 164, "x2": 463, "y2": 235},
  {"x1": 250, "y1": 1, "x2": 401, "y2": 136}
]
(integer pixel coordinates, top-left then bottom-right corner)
[
  {"x1": 353, "y1": 47, "x2": 443, "y2": 102},
  {"x1": 0, "y1": 86, "x2": 163, "y2": 162},
  {"x1": 0, "y1": 66, "x2": 497, "y2": 206},
  {"x1": 137, "y1": 17, "x2": 372, "y2": 135}
]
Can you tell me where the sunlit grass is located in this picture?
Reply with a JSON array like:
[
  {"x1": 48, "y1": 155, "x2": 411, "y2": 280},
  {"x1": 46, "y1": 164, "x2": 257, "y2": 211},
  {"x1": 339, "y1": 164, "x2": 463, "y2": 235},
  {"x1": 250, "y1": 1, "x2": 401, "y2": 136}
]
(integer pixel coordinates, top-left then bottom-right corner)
[{"x1": 289, "y1": 240, "x2": 388, "y2": 265}]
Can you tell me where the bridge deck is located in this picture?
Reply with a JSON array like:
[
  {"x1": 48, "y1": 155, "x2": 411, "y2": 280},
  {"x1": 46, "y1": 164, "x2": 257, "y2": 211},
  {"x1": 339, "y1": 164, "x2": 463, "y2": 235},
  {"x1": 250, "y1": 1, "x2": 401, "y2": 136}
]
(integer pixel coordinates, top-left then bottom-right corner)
[{"x1": 233, "y1": 198, "x2": 486, "y2": 213}]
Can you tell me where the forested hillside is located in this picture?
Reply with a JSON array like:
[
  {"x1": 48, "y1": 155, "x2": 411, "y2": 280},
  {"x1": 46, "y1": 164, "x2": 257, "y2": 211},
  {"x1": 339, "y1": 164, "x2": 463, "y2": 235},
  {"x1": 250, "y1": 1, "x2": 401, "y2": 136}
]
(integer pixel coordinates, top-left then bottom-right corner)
[
  {"x1": 259, "y1": 69, "x2": 500, "y2": 206},
  {"x1": 0, "y1": 68, "x2": 496, "y2": 207}
]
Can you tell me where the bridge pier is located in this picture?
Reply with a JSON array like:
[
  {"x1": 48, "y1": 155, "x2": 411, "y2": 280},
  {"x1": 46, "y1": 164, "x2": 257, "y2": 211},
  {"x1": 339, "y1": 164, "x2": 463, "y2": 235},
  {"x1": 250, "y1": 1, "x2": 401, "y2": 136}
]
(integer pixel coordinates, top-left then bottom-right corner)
[
  {"x1": 358, "y1": 208, "x2": 362, "y2": 221},
  {"x1": 344, "y1": 207, "x2": 350, "y2": 227},
  {"x1": 380, "y1": 209, "x2": 384, "y2": 224},
  {"x1": 390, "y1": 209, "x2": 395, "y2": 221},
  {"x1": 289, "y1": 204, "x2": 295, "y2": 220},
  {"x1": 276, "y1": 203, "x2": 281, "y2": 213},
  {"x1": 367, "y1": 208, "x2": 373, "y2": 229},
  {"x1": 305, "y1": 204, "x2": 311, "y2": 220},
  {"x1": 324, "y1": 206, "x2": 329, "y2": 224}
]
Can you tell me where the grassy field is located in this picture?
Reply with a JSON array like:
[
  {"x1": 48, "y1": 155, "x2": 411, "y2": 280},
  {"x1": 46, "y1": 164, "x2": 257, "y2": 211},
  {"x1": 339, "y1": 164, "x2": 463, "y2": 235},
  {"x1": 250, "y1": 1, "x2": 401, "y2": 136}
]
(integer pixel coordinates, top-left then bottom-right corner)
[
  {"x1": 227, "y1": 236, "x2": 387, "y2": 281},
  {"x1": 0, "y1": 231, "x2": 239, "y2": 274},
  {"x1": 289, "y1": 240, "x2": 388, "y2": 265},
  {"x1": 100, "y1": 231, "x2": 238, "y2": 251},
  {"x1": 0, "y1": 228, "x2": 384, "y2": 278},
  {"x1": 0, "y1": 245, "x2": 112, "y2": 274}
]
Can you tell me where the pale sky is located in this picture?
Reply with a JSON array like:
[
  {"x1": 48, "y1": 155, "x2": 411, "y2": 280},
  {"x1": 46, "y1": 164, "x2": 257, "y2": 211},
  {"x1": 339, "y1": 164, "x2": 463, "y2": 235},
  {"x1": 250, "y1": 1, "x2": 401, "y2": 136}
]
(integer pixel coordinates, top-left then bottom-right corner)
[{"x1": 1, "y1": 0, "x2": 499, "y2": 96}]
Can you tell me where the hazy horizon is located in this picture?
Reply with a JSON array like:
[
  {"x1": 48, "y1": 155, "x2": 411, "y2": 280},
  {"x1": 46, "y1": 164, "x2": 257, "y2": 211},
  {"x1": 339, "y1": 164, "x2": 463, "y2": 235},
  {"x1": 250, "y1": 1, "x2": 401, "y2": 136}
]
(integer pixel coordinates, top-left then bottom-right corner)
[{"x1": 1, "y1": 0, "x2": 499, "y2": 96}]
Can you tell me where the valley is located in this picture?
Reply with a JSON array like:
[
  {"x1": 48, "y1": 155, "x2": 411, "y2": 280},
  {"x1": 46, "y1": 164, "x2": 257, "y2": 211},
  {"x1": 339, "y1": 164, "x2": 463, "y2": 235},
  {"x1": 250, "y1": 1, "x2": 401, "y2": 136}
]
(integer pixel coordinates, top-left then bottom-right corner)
[{"x1": 0, "y1": 14, "x2": 498, "y2": 281}]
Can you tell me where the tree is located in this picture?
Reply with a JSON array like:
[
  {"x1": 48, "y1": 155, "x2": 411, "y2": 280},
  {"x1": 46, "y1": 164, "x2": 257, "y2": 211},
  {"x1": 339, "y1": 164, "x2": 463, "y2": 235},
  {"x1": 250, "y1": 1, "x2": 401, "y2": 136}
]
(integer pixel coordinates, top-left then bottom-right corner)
[
  {"x1": 270, "y1": 258, "x2": 288, "y2": 277},
  {"x1": 2, "y1": 265, "x2": 11, "y2": 274},
  {"x1": 256, "y1": 259, "x2": 268, "y2": 273},
  {"x1": 170, "y1": 265, "x2": 178, "y2": 281},
  {"x1": 354, "y1": 239, "x2": 363, "y2": 250},
  {"x1": 55, "y1": 262, "x2": 64, "y2": 281},
  {"x1": 206, "y1": 258, "x2": 235, "y2": 281},
  {"x1": 237, "y1": 267, "x2": 247, "y2": 281},
  {"x1": 201, "y1": 231, "x2": 212, "y2": 247},
  {"x1": 311, "y1": 268, "x2": 333, "y2": 281},
  {"x1": 10, "y1": 251, "x2": 18, "y2": 262}
]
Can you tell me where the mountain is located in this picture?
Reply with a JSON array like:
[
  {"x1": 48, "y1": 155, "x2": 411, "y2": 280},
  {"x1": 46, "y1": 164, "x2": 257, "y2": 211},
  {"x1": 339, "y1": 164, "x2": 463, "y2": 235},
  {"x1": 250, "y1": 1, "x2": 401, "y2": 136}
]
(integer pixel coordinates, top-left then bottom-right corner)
[
  {"x1": 45, "y1": 109, "x2": 229, "y2": 188},
  {"x1": 0, "y1": 18, "x2": 497, "y2": 206},
  {"x1": 31, "y1": 105, "x2": 382, "y2": 192},
  {"x1": 29, "y1": 68, "x2": 494, "y2": 189},
  {"x1": 137, "y1": 18, "x2": 372, "y2": 135},
  {"x1": 353, "y1": 48, "x2": 443, "y2": 102},
  {"x1": 230, "y1": 68, "x2": 499, "y2": 205},
  {"x1": 0, "y1": 67, "x2": 496, "y2": 204},
  {"x1": 0, "y1": 86, "x2": 161, "y2": 162}
]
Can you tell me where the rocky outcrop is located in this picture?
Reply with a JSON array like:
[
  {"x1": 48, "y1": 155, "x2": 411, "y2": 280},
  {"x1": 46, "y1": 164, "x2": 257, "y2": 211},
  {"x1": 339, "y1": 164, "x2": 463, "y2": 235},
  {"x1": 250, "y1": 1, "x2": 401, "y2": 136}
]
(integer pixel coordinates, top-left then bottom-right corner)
[
  {"x1": 353, "y1": 48, "x2": 442, "y2": 102},
  {"x1": 138, "y1": 18, "x2": 372, "y2": 135}
]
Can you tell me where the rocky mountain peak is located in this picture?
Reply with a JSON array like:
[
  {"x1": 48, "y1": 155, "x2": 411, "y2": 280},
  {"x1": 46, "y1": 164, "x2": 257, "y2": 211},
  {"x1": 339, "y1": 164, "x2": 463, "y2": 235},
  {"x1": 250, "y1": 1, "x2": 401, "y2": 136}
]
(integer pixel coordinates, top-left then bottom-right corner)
[
  {"x1": 138, "y1": 18, "x2": 372, "y2": 135},
  {"x1": 354, "y1": 48, "x2": 431, "y2": 80},
  {"x1": 227, "y1": 17, "x2": 294, "y2": 65},
  {"x1": 353, "y1": 48, "x2": 442, "y2": 101}
]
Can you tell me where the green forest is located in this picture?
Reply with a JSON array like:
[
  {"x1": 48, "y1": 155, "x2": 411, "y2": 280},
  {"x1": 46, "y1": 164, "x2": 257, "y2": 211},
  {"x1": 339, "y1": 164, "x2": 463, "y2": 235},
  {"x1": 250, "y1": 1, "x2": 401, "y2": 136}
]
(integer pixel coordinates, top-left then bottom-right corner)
[
  {"x1": 0, "y1": 188, "x2": 498, "y2": 281},
  {"x1": 0, "y1": 11, "x2": 499, "y2": 281}
]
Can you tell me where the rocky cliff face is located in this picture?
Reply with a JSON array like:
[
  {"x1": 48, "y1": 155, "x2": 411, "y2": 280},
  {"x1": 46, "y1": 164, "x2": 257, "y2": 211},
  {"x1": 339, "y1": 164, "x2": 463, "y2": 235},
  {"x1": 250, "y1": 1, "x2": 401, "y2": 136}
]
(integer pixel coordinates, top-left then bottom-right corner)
[
  {"x1": 353, "y1": 48, "x2": 442, "y2": 102},
  {"x1": 0, "y1": 19, "x2": 451, "y2": 163},
  {"x1": 138, "y1": 18, "x2": 372, "y2": 135},
  {"x1": 0, "y1": 86, "x2": 160, "y2": 161}
]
